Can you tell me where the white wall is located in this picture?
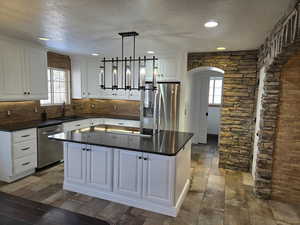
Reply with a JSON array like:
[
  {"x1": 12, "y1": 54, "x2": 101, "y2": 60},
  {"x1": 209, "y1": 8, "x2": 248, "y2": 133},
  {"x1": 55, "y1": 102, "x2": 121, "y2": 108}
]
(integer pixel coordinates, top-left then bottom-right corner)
[{"x1": 207, "y1": 107, "x2": 221, "y2": 135}]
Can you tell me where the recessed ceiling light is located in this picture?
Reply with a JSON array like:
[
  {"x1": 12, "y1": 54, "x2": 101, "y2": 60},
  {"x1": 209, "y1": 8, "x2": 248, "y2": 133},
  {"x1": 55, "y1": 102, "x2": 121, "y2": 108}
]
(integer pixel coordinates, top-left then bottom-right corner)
[
  {"x1": 217, "y1": 47, "x2": 226, "y2": 51},
  {"x1": 204, "y1": 21, "x2": 219, "y2": 28},
  {"x1": 38, "y1": 37, "x2": 50, "y2": 41},
  {"x1": 92, "y1": 53, "x2": 99, "y2": 56},
  {"x1": 147, "y1": 51, "x2": 155, "y2": 54}
]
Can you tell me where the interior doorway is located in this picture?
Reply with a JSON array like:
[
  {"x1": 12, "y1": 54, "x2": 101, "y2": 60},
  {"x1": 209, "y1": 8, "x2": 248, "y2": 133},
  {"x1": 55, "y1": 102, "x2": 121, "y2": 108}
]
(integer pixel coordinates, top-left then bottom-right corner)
[{"x1": 188, "y1": 67, "x2": 224, "y2": 144}]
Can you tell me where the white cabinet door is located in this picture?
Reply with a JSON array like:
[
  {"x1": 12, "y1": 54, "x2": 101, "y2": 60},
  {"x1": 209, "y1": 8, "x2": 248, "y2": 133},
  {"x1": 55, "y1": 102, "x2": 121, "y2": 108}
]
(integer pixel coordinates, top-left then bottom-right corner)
[
  {"x1": 114, "y1": 149, "x2": 143, "y2": 198},
  {"x1": 142, "y1": 153, "x2": 175, "y2": 206},
  {"x1": 24, "y1": 47, "x2": 48, "y2": 99},
  {"x1": 86, "y1": 146, "x2": 113, "y2": 191},
  {"x1": 87, "y1": 60, "x2": 100, "y2": 98},
  {"x1": 64, "y1": 143, "x2": 86, "y2": 184},
  {"x1": 0, "y1": 40, "x2": 25, "y2": 99}
]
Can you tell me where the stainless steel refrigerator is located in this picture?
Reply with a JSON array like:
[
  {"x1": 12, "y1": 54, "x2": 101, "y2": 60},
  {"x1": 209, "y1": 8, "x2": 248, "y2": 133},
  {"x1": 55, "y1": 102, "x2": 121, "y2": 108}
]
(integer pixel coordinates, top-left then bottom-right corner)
[{"x1": 140, "y1": 81, "x2": 180, "y2": 133}]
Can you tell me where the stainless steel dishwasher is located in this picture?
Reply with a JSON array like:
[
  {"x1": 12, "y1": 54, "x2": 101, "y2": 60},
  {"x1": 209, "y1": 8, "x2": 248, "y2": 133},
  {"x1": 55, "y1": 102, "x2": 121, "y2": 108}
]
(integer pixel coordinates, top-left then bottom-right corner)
[{"x1": 37, "y1": 124, "x2": 63, "y2": 169}]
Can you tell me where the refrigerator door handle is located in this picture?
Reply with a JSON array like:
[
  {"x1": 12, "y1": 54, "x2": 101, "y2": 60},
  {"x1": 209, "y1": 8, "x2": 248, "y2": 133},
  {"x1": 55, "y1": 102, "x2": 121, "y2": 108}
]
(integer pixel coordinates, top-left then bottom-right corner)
[{"x1": 158, "y1": 90, "x2": 162, "y2": 132}]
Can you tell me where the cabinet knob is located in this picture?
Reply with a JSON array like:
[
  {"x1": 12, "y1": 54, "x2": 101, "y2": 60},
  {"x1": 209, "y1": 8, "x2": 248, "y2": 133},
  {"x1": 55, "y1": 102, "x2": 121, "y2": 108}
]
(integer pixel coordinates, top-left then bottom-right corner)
[
  {"x1": 143, "y1": 157, "x2": 148, "y2": 160},
  {"x1": 24, "y1": 92, "x2": 27, "y2": 95},
  {"x1": 138, "y1": 156, "x2": 142, "y2": 159},
  {"x1": 82, "y1": 148, "x2": 86, "y2": 151}
]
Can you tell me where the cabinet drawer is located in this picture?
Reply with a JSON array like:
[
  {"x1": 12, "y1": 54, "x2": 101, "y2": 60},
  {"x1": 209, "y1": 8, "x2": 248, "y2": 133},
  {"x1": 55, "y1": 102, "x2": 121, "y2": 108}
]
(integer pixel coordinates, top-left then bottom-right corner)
[
  {"x1": 63, "y1": 120, "x2": 90, "y2": 131},
  {"x1": 103, "y1": 119, "x2": 140, "y2": 128},
  {"x1": 89, "y1": 118, "x2": 104, "y2": 126},
  {"x1": 13, "y1": 140, "x2": 37, "y2": 159},
  {"x1": 13, "y1": 128, "x2": 37, "y2": 143},
  {"x1": 14, "y1": 154, "x2": 37, "y2": 175}
]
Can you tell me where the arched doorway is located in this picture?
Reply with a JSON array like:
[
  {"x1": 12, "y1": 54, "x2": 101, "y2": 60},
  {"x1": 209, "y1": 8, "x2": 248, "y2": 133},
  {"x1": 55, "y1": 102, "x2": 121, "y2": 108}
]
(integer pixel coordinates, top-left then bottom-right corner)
[{"x1": 187, "y1": 66, "x2": 224, "y2": 144}]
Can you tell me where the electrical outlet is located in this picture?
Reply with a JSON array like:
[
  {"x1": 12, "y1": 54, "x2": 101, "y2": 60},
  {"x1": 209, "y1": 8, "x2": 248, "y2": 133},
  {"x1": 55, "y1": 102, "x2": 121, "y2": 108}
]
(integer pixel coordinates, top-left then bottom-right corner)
[
  {"x1": 7, "y1": 110, "x2": 11, "y2": 116},
  {"x1": 113, "y1": 105, "x2": 117, "y2": 111},
  {"x1": 91, "y1": 104, "x2": 96, "y2": 109},
  {"x1": 34, "y1": 107, "x2": 38, "y2": 113}
]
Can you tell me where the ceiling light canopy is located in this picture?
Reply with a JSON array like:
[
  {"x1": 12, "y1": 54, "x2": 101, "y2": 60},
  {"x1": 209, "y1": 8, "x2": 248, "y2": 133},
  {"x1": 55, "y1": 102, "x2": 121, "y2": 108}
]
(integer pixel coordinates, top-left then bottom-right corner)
[
  {"x1": 204, "y1": 21, "x2": 219, "y2": 28},
  {"x1": 38, "y1": 37, "x2": 50, "y2": 41},
  {"x1": 217, "y1": 47, "x2": 226, "y2": 51}
]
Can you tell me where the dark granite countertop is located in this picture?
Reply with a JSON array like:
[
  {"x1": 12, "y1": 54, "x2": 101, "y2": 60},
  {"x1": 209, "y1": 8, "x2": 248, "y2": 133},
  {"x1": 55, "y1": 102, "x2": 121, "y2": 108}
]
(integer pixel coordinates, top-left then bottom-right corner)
[
  {"x1": 0, "y1": 115, "x2": 140, "y2": 132},
  {"x1": 49, "y1": 127, "x2": 193, "y2": 156}
]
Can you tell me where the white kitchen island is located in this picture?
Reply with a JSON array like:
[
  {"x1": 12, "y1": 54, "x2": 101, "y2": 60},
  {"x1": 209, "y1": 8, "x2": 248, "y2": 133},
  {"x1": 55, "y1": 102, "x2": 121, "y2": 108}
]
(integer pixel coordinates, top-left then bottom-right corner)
[{"x1": 50, "y1": 127, "x2": 193, "y2": 217}]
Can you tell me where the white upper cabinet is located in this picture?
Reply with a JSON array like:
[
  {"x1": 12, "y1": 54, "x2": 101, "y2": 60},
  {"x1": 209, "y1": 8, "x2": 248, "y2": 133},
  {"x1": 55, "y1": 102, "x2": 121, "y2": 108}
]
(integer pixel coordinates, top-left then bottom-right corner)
[
  {"x1": 24, "y1": 47, "x2": 48, "y2": 99},
  {"x1": 71, "y1": 55, "x2": 141, "y2": 101},
  {"x1": 71, "y1": 56, "x2": 100, "y2": 99},
  {"x1": 87, "y1": 59, "x2": 101, "y2": 98},
  {"x1": 0, "y1": 38, "x2": 48, "y2": 101},
  {"x1": 0, "y1": 40, "x2": 25, "y2": 100}
]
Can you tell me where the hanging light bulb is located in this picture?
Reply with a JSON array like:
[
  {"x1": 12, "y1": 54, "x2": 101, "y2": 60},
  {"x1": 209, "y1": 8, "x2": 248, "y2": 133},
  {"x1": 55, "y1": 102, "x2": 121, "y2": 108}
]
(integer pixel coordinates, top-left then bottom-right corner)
[
  {"x1": 112, "y1": 65, "x2": 118, "y2": 89},
  {"x1": 126, "y1": 65, "x2": 131, "y2": 89},
  {"x1": 99, "y1": 66, "x2": 105, "y2": 88},
  {"x1": 139, "y1": 66, "x2": 146, "y2": 89}
]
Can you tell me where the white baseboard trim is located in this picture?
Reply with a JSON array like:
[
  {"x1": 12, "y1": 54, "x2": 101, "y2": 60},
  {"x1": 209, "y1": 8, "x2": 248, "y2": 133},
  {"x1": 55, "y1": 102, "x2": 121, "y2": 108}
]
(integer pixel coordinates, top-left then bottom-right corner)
[
  {"x1": 64, "y1": 179, "x2": 190, "y2": 217},
  {"x1": 0, "y1": 168, "x2": 35, "y2": 183}
]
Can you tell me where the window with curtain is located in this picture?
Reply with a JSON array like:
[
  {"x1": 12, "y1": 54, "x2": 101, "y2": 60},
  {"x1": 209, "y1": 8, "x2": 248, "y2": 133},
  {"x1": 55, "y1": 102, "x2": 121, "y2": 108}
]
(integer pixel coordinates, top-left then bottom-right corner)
[
  {"x1": 208, "y1": 77, "x2": 223, "y2": 105},
  {"x1": 40, "y1": 68, "x2": 71, "y2": 105}
]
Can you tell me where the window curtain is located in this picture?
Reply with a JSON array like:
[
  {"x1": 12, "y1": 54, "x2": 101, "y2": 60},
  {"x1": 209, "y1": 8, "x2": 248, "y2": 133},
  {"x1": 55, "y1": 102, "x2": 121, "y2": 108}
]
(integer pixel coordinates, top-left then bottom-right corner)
[{"x1": 47, "y1": 52, "x2": 71, "y2": 71}]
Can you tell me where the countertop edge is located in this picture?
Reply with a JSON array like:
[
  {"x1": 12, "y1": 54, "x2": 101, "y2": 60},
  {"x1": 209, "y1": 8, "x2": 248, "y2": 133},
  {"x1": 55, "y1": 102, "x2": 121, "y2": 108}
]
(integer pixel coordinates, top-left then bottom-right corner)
[{"x1": 49, "y1": 133, "x2": 193, "y2": 156}]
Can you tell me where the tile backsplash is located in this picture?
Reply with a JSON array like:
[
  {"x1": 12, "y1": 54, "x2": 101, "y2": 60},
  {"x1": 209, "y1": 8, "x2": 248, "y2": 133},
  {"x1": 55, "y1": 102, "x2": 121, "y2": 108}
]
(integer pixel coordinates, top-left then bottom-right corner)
[{"x1": 0, "y1": 99, "x2": 140, "y2": 124}]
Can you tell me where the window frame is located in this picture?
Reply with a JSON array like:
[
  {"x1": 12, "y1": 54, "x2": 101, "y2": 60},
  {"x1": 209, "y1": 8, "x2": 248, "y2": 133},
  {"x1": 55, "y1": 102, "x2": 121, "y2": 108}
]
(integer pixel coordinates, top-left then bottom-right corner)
[
  {"x1": 208, "y1": 76, "x2": 223, "y2": 107},
  {"x1": 40, "y1": 67, "x2": 71, "y2": 106}
]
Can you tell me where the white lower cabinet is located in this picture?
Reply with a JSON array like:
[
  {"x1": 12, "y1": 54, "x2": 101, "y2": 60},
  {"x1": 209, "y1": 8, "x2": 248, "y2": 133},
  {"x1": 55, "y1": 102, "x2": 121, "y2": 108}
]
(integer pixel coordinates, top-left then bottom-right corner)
[
  {"x1": 64, "y1": 143, "x2": 86, "y2": 184},
  {"x1": 86, "y1": 145, "x2": 113, "y2": 191},
  {"x1": 142, "y1": 153, "x2": 174, "y2": 206},
  {"x1": 64, "y1": 143, "x2": 113, "y2": 191},
  {"x1": 0, "y1": 128, "x2": 37, "y2": 183},
  {"x1": 63, "y1": 141, "x2": 191, "y2": 217},
  {"x1": 113, "y1": 149, "x2": 143, "y2": 198}
]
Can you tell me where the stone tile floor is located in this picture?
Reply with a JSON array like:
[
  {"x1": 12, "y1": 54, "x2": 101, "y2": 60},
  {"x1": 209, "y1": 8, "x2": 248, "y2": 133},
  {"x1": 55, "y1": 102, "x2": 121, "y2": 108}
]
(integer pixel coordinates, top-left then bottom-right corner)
[{"x1": 0, "y1": 136, "x2": 299, "y2": 225}]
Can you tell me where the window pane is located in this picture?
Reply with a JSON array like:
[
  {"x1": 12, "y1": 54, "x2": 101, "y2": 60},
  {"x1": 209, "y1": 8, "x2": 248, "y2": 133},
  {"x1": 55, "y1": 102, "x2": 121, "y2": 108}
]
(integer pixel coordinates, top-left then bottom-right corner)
[
  {"x1": 215, "y1": 79, "x2": 223, "y2": 88},
  {"x1": 214, "y1": 87, "x2": 222, "y2": 97},
  {"x1": 214, "y1": 95, "x2": 222, "y2": 104},
  {"x1": 41, "y1": 68, "x2": 70, "y2": 105},
  {"x1": 208, "y1": 94, "x2": 213, "y2": 104}
]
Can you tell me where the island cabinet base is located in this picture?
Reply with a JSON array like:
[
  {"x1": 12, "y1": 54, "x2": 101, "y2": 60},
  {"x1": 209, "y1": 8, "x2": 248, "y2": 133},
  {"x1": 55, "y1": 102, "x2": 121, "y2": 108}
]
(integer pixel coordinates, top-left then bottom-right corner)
[{"x1": 63, "y1": 141, "x2": 191, "y2": 217}]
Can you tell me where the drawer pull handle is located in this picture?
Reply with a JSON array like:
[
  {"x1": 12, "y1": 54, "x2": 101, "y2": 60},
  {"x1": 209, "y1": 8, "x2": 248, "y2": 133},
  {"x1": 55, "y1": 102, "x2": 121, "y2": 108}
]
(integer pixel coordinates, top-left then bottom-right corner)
[
  {"x1": 21, "y1": 135, "x2": 30, "y2": 138},
  {"x1": 76, "y1": 124, "x2": 81, "y2": 127},
  {"x1": 21, "y1": 147, "x2": 30, "y2": 151},
  {"x1": 22, "y1": 162, "x2": 31, "y2": 166}
]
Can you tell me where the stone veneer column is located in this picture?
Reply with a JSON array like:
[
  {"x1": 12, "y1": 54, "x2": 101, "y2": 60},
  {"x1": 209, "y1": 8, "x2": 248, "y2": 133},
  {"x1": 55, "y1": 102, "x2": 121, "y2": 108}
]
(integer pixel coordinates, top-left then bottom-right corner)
[
  {"x1": 188, "y1": 50, "x2": 258, "y2": 172},
  {"x1": 254, "y1": 40, "x2": 300, "y2": 199}
]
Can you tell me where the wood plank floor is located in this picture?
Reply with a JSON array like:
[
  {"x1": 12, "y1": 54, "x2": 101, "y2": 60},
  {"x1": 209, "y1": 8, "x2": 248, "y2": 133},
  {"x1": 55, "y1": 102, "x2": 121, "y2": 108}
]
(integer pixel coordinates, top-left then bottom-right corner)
[
  {"x1": 0, "y1": 191, "x2": 110, "y2": 225},
  {"x1": 0, "y1": 136, "x2": 299, "y2": 225}
]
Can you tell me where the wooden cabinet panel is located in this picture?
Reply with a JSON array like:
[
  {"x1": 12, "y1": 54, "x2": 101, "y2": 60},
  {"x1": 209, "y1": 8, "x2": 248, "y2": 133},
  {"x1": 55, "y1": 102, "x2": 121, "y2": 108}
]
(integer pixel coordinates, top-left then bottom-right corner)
[
  {"x1": 113, "y1": 149, "x2": 143, "y2": 198},
  {"x1": 24, "y1": 47, "x2": 48, "y2": 99},
  {"x1": 142, "y1": 153, "x2": 175, "y2": 206},
  {"x1": 86, "y1": 146, "x2": 113, "y2": 191},
  {"x1": 64, "y1": 143, "x2": 86, "y2": 184},
  {"x1": 0, "y1": 40, "x2": 25, "y2": 99}
]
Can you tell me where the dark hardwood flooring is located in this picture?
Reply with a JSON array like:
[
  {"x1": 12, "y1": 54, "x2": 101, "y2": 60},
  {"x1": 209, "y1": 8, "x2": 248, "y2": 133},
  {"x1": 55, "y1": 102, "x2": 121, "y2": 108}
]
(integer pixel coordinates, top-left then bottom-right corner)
[
  {"x1": 0, "y1": 191, "x2": 110, "y2": 225},
  {"x1": 0, "y1": 135, "x2": 299, "y2": 225}
]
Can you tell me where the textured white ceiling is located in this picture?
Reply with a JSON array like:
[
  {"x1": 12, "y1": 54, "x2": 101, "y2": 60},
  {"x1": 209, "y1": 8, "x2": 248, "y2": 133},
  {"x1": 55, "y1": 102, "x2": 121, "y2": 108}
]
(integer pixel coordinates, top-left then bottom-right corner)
[{"x1": 0, "y1": 0, "x2": 294, "y2": 56}]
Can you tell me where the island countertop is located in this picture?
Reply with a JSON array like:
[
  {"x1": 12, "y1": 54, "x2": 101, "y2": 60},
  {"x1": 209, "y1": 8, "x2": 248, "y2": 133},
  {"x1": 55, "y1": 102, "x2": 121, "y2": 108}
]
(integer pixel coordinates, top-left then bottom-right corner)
[{"x1": 49, "y1": 126, "x2": 193, "y2": 156}]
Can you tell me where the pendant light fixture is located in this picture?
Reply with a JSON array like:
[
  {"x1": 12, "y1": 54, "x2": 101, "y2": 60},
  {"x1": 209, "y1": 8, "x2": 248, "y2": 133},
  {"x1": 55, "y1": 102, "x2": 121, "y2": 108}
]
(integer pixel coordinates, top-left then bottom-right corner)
[{"x1": 99, "y1": 32, "x2": 158, "y2": 91}]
